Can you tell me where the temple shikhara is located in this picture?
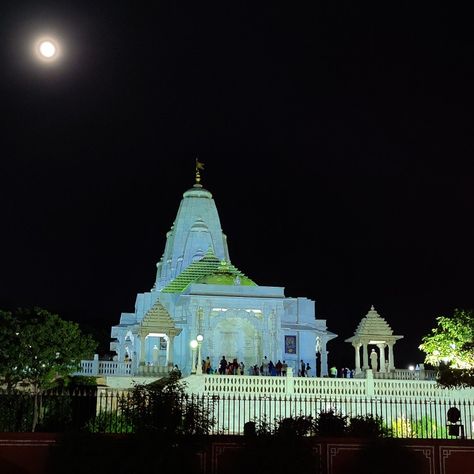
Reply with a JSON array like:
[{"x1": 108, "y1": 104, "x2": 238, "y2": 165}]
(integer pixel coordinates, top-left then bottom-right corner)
[{"x1": 109, "y1": 162, "x2": 336, "y2": 379}]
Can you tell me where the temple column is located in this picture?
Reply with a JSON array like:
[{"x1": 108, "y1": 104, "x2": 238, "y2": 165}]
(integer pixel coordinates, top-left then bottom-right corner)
[
  {"x1": 388, "y1": 342, "x2": 395, "y2": 371},
  {"x1": 362, "y1": 343, "x2": 369, "y2": 370},
  {"x1": 378, "y1": 343, "x2": 386, "y2": 373},
  {"x1": 353, "y1": 343, "x2": 362, "y2": 374},
  {"x1": 140, "y1": 334, "x2": 146, "y2": 366},
  {"x1": 167, "y1": 335, "x2": 175, "y2": 366},
  {"x1": 320, "y1": 339, "x2": 328, "y2": 376}
]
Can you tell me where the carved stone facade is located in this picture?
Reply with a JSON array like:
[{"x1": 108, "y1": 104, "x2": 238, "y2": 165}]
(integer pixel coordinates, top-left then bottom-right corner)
[{"x1": 110, "y1": 180, "x2": 337, "y2": 377}]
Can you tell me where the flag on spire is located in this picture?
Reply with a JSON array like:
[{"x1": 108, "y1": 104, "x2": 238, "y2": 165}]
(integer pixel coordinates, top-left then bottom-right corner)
[{"x1": 195, "y1": 157, "x2": 205, "y2": 184}]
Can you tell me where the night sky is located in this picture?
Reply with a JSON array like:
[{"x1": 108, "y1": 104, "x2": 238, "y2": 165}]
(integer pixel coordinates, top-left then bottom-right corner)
[{"x1": 1, "y1": 3, "x2": 473, "y2": 370}]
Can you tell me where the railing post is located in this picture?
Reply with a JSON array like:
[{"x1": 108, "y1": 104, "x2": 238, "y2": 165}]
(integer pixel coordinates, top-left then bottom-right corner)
[
  {"x1": 92, "y1": 354, "x2": 99, "y2": 375},
  {"x1": 366, "y1": 368, "x2": 374, "y2": 396},
  {"x1": 286, "y1": 367, "x2": 294, "y2": 394}
]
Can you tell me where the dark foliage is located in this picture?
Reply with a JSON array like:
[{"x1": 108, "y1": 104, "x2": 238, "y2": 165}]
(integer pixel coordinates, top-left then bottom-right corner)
[
  {"x1": 437, "y1": 365, "x2": 474, "y2": 389},
  {"x1": 314, "y1": 409, "x2": 347, "y2": 437},
  {"x1": 50, "y1": 373, "x2": 214, "y2": 474},
  {"x1": 119, "y1": 372, "x2": 215, "y2": 437},
  {"x1": 0, "y1": 388, "x2": 98, "y2": 432},
  {"x1": 275, "y1": 415, "x2": 316, "y2": 437},
  {"x1": 348, "y1": 414, "x2": 391, "y2": 438}
]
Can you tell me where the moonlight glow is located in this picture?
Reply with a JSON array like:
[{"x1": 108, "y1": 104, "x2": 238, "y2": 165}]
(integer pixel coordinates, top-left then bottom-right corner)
[
  {"x1": 39, "y1": 41, "x2": 56, "y2": 58},
  {"x1": 34, "y1": 37, "x2": 61, "y2": 63}
]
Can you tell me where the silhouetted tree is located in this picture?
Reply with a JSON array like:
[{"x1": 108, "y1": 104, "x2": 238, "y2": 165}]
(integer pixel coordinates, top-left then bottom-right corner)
[{"x1": 0, "y1": 307, "x2": 96, "y2": 430}]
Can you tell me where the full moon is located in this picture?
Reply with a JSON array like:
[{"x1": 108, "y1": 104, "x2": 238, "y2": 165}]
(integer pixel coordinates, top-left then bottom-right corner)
[{"x1": 39, "y1": 40, "x2": 57, "y2": 58}]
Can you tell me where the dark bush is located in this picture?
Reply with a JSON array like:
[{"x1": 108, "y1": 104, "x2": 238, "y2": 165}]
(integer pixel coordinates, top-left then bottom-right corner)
[
  {"x1": 314, "y1": 409, "x2": 347, "y2": 437},
  {"x1": 348, "y1": 414, "x2": 391, "y2": 438}
]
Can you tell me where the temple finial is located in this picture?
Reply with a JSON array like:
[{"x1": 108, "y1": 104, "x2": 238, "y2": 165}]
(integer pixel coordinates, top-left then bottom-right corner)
[{"x1": 195, "y1": 157, "x2": 205, "y2": 186}]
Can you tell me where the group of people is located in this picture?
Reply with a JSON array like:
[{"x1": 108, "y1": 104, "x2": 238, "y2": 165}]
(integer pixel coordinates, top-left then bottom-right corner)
[
  {"x1": 200, "y1": 356, "x2": 358, "y2": 377},
  {"x1": 198, "y1": 356, "x2": 245, "y2": 375},
  {"x1": 216, "y1": 356, "x2": 245, "y2": 375},
  {"x1": 329, "y1": 366, "x2": 355, "y2": 378},
  {"x1": 196, "y1": 356, "x2": 356, "y2": 379},
  {"x1": 136, "y1": 352, "x2": 355, "y2": 379},
  {"x1": 198, "y1": 356, "x2": 292, "y2": 376},
  {"x1": 298, "y1": 359, "x2": 312, "y2": 377},
  {"x1": 202, "y1": 356, "x2": 301, "y2": 377},
  {"x1": 253, "y1": 357, "x2": 288, "y2": 376}
]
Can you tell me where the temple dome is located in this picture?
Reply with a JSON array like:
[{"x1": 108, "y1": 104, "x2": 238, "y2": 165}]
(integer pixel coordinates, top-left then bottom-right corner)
[
  {"x1": 345, "y1": 305, "x2": 403, "y2": 346},
  {"x1": 353, "y1": 305, "x2": 394, "y2": 337},
  {"x1": 162, "y1": 249, "x2": 256, "y2": 293},
  {"x1": 196, "y1": 260, "x2": 256, "y2": 286}
]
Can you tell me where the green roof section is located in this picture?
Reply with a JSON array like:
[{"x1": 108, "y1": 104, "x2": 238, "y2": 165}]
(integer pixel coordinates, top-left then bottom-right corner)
[{"x1": 161, "y1": 249, "x2": 257, "y2": 293}]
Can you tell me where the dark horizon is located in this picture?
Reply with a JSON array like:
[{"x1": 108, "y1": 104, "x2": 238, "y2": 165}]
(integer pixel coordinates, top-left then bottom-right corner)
[{"x1": 1, "y1": 2, "x2": 473, "y2": 371}]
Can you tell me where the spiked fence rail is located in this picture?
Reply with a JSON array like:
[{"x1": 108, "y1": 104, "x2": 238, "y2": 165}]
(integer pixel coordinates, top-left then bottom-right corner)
[{"x1": 0, "y1": 389, "x2": 472, "y2": 439}]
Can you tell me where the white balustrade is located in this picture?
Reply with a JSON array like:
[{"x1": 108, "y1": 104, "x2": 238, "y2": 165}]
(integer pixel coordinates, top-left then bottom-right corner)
[
  {"x1": 75, "y1": 359, "x2": 471, "y2": 404},
  {"x1": 78, "y1": 360, "x2": 95, "y2": 375},
  {"x1": 293, "y1": 377, "x2": 367, "y2": 396},
  {"x1": 189, "y1": 374, "x2": 474, "y2": 402},
  {"x1": 374, "y1": 369, "x2": 436, "y2": 381},
  {"x1": 75, "y1": 359, "x2": 132, "y2": 376},
  {"x1": 75, "y1": 358, "x2": 173, "y2": 377},
  {"x1": 203, "y1": 374, "x2": 288, "y2": 394},
  {"x1": 98, "y1": 361, "x2": 132, "y2": 376}
]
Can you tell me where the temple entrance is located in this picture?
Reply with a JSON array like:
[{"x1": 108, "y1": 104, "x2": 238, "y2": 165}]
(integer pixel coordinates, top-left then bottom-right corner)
[
  {"x1": 145, "y1": 333, "x2": 168, "y2": 367},
  {"x1": 212, "y1": 318, "x2": 260, "y2": 372}
]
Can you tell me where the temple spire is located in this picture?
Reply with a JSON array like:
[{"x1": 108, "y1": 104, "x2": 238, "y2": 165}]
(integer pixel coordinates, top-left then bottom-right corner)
[{"x1": 195, "y1": 157, "x2": 205, "y2": 186}]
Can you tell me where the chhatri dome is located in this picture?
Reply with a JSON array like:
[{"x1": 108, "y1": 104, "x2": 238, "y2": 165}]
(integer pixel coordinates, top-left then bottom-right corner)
[
  {"x1": 345, "y1": 305, "x2": 403, "y2": 376},
  {"x1": 110, "y1": 161, "x2": 336, "y2": 379}
]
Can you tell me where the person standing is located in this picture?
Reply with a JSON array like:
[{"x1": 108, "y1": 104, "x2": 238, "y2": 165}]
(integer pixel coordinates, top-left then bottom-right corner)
[
  {"x1": 300, "y1": 359, "x2": 306, "y2": 377},
  {"x1": 219, "y1": 356, "x2": 227, "y2": 375},
  {"x1": 262, "y1": 356, "x2": 270, "y2": 376},
  {"x1": 204, "y1": 356, "x2": 211, "y2": 374}
]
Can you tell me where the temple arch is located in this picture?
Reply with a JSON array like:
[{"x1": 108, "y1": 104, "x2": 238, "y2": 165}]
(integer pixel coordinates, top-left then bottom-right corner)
[{"x1": 210, "y1": 316, "x2": 261, "y2": 371}]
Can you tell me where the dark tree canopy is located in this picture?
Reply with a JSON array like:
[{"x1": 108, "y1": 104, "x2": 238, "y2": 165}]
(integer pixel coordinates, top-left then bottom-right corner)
[{"x1": 0, "y1": 307, "x2": 97, "y2": 391}]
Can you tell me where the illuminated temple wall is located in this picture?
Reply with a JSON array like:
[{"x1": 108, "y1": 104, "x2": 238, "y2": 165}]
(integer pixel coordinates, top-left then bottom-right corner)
[{"x1": 109, "y1": 181, "x2": 337, "y2": 377}]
